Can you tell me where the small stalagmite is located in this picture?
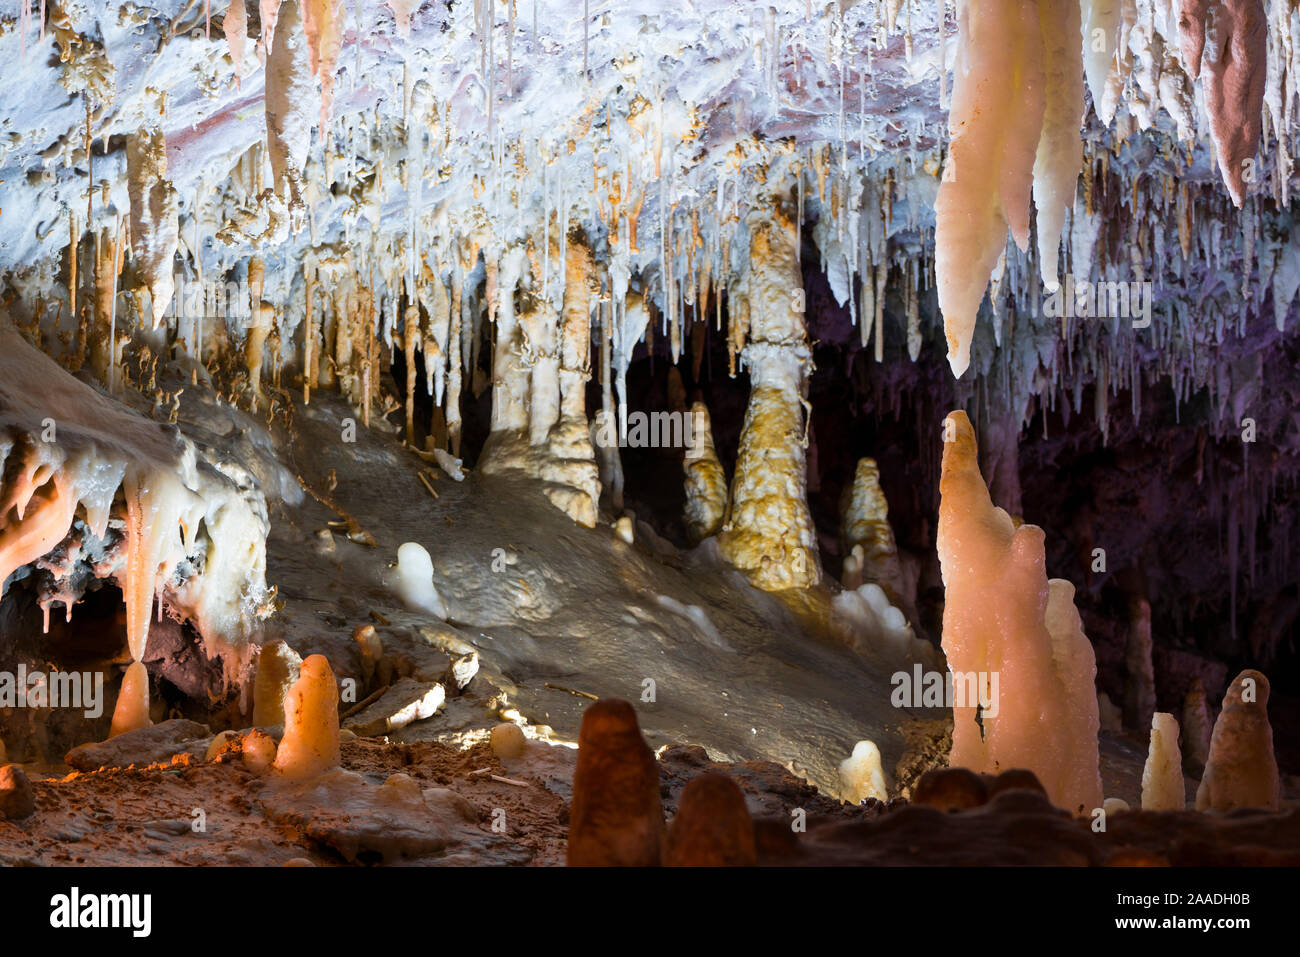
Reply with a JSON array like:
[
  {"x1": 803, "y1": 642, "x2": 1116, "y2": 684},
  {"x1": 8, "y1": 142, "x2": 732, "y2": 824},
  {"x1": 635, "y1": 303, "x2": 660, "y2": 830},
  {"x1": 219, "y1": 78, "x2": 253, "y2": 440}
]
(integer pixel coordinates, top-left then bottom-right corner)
[
  {"x1": 253, "y1": 638, "x2": 302, "y2": 727},
  {"x1": 838, "y1": 740, "x2": 888, "y2": 804},
  {"x1": 109, "y1": 661, "x2": 151, "y2": 738},
  {"x1": 567, "y1": 698, "x2": 665, "y2": 866},
  {"x1": 1195, "y1": 669, "x2": 1280, "y2": 812},
  {"x1": 937, "y1": 410, "x2": 1102, "y2": 815},
  {"x1": 1141, "y1": 712, "x2": 1185, "y2": 811},
  {"x1": 272, "y1": 654, "x2": 340, "y2": 780},
  {"x1": 1124, "y1": 595, "x2": 1157, "y2": 732},
  {"x1": 664, "y1": 773, "x2": 756, "y2": 866},
  {"x1": 1183, "y1": 678, "x2": 1213, "y2": 767},
  {"x1": 839, "y1": 457, "x2": 905, "y2": 606},
  {"x1": 682, "y1": 401, "x2": 727, "y2": 544}
]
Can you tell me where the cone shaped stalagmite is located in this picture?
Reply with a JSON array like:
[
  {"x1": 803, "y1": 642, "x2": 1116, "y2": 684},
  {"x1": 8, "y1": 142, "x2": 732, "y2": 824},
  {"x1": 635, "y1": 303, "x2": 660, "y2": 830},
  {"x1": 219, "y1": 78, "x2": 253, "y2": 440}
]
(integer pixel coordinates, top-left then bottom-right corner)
[
  {"x1": 273, "y1": 654, "x2": 340, "y2": 780},
  {"x1": 108, "y1": 661, "x2": 151, "y2": 738},
  {"x1": 664, "y1": 772, "x2": 756, "y2": 866},
  {"x1": 1195, "y1": 669, "x2": 1280, "y2": 811},
  {"x1": 682, "y1": 401, "x2": 727, "y2": 544},
  {"x1": 937, "y1": 410, "x2": 1102, "y2": 815},
  {"x1": 1141, "y1": 712, "x2": 1185, "y2": 810},
  {"x1": 839, "y1": 457, "x2": 905, "y2": 604},
  {"x1": 567, "y1": 698, "x2": 665, "y2": 866}
]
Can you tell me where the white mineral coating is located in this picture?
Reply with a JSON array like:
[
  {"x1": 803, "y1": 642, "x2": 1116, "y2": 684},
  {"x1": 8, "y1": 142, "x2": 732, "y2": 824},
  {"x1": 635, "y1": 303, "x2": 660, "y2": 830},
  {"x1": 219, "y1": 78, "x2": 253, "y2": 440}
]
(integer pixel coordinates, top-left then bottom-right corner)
[
  {"x1": 1195, "y1": 669, "x2": 1280, "y2": 811},
  {"x1": 838, "y1": 740, "x2": 888, "y2": 804},
  {"x1": 395, "y1": 541, "x2": 448, "y2": 619},
  {"x1": 1141, "y1": 712, "x2": 1185, "y2": 810},
  {"x1": 273, "y1": 654, "x2": 340, "y2": 780},
  {"x1": 719, "y1": 193, "x2": 820, "y2": 591},
  {"x1": 682, "y1": 402, "x2": 727, "y2": 545},
  {"x1": 937, "y1": 410, "x2": 1102, "y2": 815},
  {"x1": 614, "y1": 515, "x2": 635, "y2": 544},
  {"x1": 0, "y1": 321, "x2": 270, "y2": 698}
]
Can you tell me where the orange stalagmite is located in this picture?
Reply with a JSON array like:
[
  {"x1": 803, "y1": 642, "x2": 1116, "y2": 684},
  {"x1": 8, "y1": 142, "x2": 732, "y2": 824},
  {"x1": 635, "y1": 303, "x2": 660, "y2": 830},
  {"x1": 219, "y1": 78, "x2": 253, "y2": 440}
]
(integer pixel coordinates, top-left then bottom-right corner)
[
  {"x1": 937, "y1": 410, "x2": 1102, "y2": 815},
  {"x1": 273, "y1": 654, "x2": 340, "y2": 780}
]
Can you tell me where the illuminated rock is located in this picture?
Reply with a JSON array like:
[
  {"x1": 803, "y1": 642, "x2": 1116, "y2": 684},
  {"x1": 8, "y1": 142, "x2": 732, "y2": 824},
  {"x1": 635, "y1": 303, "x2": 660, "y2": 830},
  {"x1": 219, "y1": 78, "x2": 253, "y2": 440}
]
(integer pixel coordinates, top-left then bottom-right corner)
[{"x1": 1195, "y1": 669, "x2": 1280, "y2": 811}]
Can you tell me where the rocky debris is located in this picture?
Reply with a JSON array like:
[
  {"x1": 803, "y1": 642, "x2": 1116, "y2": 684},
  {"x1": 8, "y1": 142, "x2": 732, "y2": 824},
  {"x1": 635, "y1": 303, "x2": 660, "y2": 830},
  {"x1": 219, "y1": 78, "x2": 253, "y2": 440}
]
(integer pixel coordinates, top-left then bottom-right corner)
[
  {"x1": 65, "y1": 719, "x2": 211, "y2": 771},
  {"x1": 261, "y1": 768, "x2": 523, "y2": 864},
  {"x1": 0, "y1": 764, "x2": 35, "y2": 819},
  {"x1": 911, "y1": 767, "x2": 990, "y2": 811},
  {"x1": 567, "y1": 699, "x2": 665, "y2": 866},
  {"x1": 343, "y1": 679, "x2": 446, "y2": 737},
  {"x1": 664, "y1": 772, "x2": 757, "y2": 866}
]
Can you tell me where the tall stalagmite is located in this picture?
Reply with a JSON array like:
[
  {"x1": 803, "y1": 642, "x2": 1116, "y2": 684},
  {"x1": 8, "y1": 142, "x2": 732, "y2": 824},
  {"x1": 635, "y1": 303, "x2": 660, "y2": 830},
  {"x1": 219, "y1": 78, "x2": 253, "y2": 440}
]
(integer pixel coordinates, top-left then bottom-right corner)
[
  {"x1": 719, "y1": 191, "x2": 820, "y2": 591},
  {"x1": 937, "y1": 411, "x2": 1102, "y2": 814}
]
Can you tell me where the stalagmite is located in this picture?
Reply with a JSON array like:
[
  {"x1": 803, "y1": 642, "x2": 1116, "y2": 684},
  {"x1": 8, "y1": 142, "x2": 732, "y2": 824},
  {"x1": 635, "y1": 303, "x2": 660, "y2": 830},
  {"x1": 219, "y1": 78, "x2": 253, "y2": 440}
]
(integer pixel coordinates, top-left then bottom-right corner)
[
  {"x1": 937, "y1": 411, "x2": 1102, "y2": 814},
  {"x1": 682, "y1": 402, "x2": 726, "y2": 544},
  {"x1": 1124, "y1": 595, "x2": 1157, "y2": 732},
  {"x1": 1141, "y1": 712, "x2": 1185, "y2": 810},
  {"x1": 108, "y1": 661, "x2": 151, "y2": 738},
  {"x1": 838, "y1": 740, "x2": 888, "y2": 804},
  {"x1": 273, "y1": 654, "x2": 340, "y2": 780},
  {"x1": 245, "y1": 258, "x2": 275, "y2": 406},
  {"x1": 1195, "y1": 669, "x2": 1280, "y2": 811},
  {"x1": 664, "y1": 773, "x2": 757, "y2": 866},
  {"x1": 1183, "y1": 678, "x2": 1213, "y2": 767},
  {"x1": 253, "y1": 638, "x2": 303, "y2": 726},
  {"x1": 395, "y1": 542, "x2": 448, "y2": 619},
  {"x1": 839, "y1": 458, "x2": 906, "y2": 607},
  {"x1": 719, "y1": 192, "x2": 820, "y2": 590},
  {"x1": 934, "y1": 0, "x2": 1045, "y2": 376},
  {"x1": 567, "y1": 699, "x2": 665, "y2": 866}
]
